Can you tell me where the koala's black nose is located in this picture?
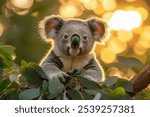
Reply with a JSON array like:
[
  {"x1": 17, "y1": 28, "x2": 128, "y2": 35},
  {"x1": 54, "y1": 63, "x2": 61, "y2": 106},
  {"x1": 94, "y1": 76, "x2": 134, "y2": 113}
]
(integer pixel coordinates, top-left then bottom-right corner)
[{"x1": 71, "y1": 34, "x2": 80, "y2": 49}]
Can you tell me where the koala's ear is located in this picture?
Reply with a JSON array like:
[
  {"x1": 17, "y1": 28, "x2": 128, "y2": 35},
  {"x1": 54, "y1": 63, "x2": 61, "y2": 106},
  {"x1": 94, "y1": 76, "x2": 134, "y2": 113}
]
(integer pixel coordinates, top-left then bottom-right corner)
[
  {"x1": 39, "y1": 15, "x2": 64, "y2": 40},
  {"x1": 87, "y1": 18, "x2": 107, "y2": 41}
]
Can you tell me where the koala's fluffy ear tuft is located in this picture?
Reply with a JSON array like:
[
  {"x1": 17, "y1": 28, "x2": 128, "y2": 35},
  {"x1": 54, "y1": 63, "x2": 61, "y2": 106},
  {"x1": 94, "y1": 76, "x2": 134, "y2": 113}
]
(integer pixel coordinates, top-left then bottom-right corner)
[
  {"x1": 87, "y1": 18, "x2": 107, "y2": 41},
  {"x1": 39, "y1": 15, "x2": 64, "y2": 41}
]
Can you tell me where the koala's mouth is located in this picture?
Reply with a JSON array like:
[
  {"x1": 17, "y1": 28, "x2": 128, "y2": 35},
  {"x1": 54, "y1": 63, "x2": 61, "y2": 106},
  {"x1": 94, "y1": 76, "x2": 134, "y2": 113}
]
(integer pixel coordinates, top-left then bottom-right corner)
[{"x1": 67, "y1": 47, "x2": 82, "y2": 56}]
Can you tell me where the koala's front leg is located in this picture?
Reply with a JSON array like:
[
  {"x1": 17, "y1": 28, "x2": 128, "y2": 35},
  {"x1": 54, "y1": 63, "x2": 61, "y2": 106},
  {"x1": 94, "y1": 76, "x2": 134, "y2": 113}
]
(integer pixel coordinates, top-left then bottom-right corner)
[
  {"x1": 41, "y1": 64, "x2": 68, "y2": 81},
  {"x1": 82, "y1": 59, "x2": 104, "y2": 82},
  {"x1": 40, "y1": 52, "x2": 68, "y2": 81}
]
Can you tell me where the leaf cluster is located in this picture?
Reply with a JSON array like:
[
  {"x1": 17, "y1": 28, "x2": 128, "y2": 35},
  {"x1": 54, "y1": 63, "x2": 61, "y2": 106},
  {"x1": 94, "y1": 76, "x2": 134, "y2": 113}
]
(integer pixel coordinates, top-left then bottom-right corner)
[{"x1": 0, "y1": 45, "x2": 149, "y2": 100}]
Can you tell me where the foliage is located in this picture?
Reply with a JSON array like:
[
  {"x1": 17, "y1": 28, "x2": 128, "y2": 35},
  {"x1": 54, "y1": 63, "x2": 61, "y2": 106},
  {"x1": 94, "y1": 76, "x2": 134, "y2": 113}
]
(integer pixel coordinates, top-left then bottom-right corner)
[{"x1": 0, "y1": 45, "x2": 149, "y2": 100}]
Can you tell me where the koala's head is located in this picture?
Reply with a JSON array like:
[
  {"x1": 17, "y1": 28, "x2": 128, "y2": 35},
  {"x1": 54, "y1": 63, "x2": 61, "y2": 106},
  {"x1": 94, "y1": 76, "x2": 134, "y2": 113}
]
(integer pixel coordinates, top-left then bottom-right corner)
[{"x1": 39, "y1": 15, "x2": 107, "y2": 56}]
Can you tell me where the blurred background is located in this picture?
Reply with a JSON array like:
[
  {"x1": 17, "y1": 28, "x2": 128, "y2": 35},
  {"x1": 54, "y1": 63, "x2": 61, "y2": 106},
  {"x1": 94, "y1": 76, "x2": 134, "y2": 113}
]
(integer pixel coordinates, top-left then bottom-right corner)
[{"x1": 0, "y1": 0, "x2": 150, "y2": 79}]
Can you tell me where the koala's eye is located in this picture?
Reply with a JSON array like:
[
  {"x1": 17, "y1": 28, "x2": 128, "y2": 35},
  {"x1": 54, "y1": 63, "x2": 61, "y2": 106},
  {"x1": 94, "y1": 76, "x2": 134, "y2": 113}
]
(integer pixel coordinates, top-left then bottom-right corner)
[
  {"x1": 63, "y1": 33, "x2": 68, "y2": 39},
  {"x1": 83, "y1": 34, "x2": 88, "y2": 40}
]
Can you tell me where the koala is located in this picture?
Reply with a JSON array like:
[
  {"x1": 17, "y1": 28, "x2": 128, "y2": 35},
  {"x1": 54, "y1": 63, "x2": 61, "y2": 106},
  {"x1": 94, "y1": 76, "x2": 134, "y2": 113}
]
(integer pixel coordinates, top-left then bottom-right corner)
[{"x1": 39, "y1": 15, "x2": 107, "y2": 82}]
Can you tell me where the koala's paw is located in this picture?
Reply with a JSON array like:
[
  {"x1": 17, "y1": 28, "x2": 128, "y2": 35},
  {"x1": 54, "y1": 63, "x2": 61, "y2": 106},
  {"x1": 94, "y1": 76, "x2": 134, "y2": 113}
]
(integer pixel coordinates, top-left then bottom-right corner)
[{"x1": 48, "y1": 71, "x2": 69, "y2": 82}]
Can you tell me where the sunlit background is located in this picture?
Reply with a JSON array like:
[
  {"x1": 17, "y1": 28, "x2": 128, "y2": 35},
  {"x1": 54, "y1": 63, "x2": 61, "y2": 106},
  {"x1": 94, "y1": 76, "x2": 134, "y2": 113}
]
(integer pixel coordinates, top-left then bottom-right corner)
[{"x1": 0, "y1": 0, "x2": 150, "y2": 79}]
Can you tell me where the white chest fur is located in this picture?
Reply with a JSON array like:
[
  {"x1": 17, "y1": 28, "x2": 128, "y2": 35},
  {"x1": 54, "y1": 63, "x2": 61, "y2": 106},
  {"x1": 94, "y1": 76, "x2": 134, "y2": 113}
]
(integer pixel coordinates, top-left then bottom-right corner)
[
  {"x1": 53, "y1": 46, "x2": 94, "y2": 72},
  {"x1": 60, "y1": 54, "x2": 93, "y2": 72}
]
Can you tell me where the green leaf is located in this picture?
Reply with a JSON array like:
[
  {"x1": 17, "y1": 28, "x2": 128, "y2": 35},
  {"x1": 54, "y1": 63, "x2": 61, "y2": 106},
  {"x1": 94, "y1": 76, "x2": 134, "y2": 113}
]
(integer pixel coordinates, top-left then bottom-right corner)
[
  {"x1": 78, "y1": 77, "x2": 101, "y2": 90},
  {"x1": 0, "y1": 45, "x2": 16, "y2": 56},
  {"x1": 99, "y1": 90, "x2": 111, "y2": 100},
  {"x1": 102, "y1": 76, "x2": 118, "y2": 87},
  {"x1": 110, "y1": 87, "x2": 126, "y2": 99},
  {"x1": 84, "y1": 89, "x2": 97, "y2": 95},
  {"x1": 48, "y1": 79, "x2": 65, "y2": 99},
  {"x1": 20, "y1": 62, "x2": 45, "y2": 85},
  {"x1": 0, "y1": 69, "x2": 3, "y2": 80},
  {"x1": 116, "y1": 79, "x2": 133, "y2": 92},
  {"x1": 7, "y1": 90, "x2": 19, "y2": 100},
  {"x1": 93, "y1": 93, "x2": 101, "y2": 100},
  {"x1": 19, "y1": 88, "x2": 41, "y2": 100},
  {"x1": 133, "y1": 90, "x2": 150, "y2": 100},
  {"x1": 0, "y1": 45, "x2": 15, "y2": 69},
  {"x1": 67, "y1": 89, "x2": 84, "y2": 100},
  {"x1": 120, "y1": 94, "x2": 132, "y2": 100},
  {"x1": 82, "y1": 92, "x2": 93, "y2": 100},
  {"x1": 27, "y1": 62, "x2": 48, "y2": 79},
  {"x1": 117, "y1": 56, "x2": 144, "y2": 67},
  {"x1": 84, "y1": 89, "x2": 100, "y2": 100},
  {"x1": 0, "y1": 79, "x2": 11, "y2": 93},
  {"x1": 21, "y1": 60, "x2": 28, "y2": 66},
  {"x1": 0, "y1": 53, "x2": 14, "y2": 69},
  {"x1": 42, "y1": 80, "x2": 48, "y2": 91}
]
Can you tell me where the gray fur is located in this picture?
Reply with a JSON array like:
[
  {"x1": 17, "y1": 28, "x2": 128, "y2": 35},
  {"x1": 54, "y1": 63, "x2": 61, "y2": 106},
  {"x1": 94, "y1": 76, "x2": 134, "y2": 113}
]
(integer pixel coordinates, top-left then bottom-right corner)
[{"x1": 39, "y1": 15, "x2": 106, "y2": 82}]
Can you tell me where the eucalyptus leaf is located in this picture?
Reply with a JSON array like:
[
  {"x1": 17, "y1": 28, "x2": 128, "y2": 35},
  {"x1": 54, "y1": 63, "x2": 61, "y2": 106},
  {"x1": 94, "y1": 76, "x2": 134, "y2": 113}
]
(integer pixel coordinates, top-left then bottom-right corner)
[
  {"x1": 0, "y1": 45, "x2": 16, "y2": 56},
  {"x1": 0, "y1": 45, "x2": 15, "y2": 69},
  {"x1": 116, "y1": 79, "x2": 133, "y2": 92},
  {"x1": 84, "y1": 89, "x2": 97, "y2": 95},
  {"x1": 67, "y1": 89, "x2": 84, "y2": 100},
  {"x1": 78, "y1": 77, "x2": 101, "y2": 89},
  {"x1": 0, "y1": 69, "x2": 3, "y2": 80},
  {"x1": 110, "y1": 87, "x2": 126, "y2": 99},
  {"x1": 117, "y1": 56, "x2": 144, "y2": 67},
  {"x1": 27, "y1": 62, "x2": 48, "y2": 79},
  {"x1": 48, "y1": 79, "x2": 64, "y2": 99},
  {"x1": 42, "y1": 80, "x2": 48, "y2": 91},
  {"x1": 0, "y1": 79, "x2": 11, "y2": 93},
  {"x1": 20, "y1": 62, "x2": 43, "y2": 85},
  {"x1": 82, "y1": 92, "x2": 93, "y2": 100},
  {"x1": 19, "y1": 88, "x2": 41, "y2": 100},
  {"x1": 102, "y1": 76, "x2": 118, "y2": 87}
]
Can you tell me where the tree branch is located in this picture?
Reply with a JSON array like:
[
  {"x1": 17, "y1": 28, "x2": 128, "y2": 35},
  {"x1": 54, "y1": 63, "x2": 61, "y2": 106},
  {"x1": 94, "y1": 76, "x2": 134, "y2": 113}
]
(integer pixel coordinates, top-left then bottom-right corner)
[{"x1": 130, "y1": 64, "x2": 150, "y2": 93}]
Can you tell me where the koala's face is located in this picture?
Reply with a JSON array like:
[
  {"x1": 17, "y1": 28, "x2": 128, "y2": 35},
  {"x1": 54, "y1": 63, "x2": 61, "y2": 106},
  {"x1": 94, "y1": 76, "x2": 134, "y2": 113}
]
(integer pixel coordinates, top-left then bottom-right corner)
[
  {"x1": 39, "y1": 15, "x2": 106, "y2": 56},
  {"x1": 56, "y1": 21, "x2": 95, "y2": 56}
]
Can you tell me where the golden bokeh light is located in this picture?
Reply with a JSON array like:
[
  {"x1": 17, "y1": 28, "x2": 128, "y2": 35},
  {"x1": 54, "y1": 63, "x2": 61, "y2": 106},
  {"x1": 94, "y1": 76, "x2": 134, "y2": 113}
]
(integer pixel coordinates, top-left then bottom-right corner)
[
  {"x1": 124, "y1": 6, "x2": 136, "y2": 11},
  {"x1": 138, "y1": 26, "x2": 150, "y2": 49},
  {"x1": 133, "y1": 27, "x2": 144, "y2": 34},
  {"x1": 124, "y1": 69, "x2": 136, "y2": 79},
  {"x1": 94, "y1": 43, "x2": 104, "y2": 55},
  {"x1": 140, "y1": 26, "x2": 150, "y2": 40},
  {"x1": 102, "y1": 12, "x2": 113, "y2": 21},
  {"x1": 117, "y1": 30, "x2": 133, "y2": 42},
  {"x1": 14, "y1": 9, "x2": 30, "y2": 15},
  {"x1": 2, "y1": 0, "x2": 150, "y2": 65},
  {"x1": 59, "y1": 5, "x2": 79, "y2": 18},
  {"x1": 107, "y1": 67, "x2": 123, "y2": 78},
  {"x1": 137, "y1": 7, "x2": 148, "y2": 21},
  {"x1": 107, "y1": 38, "x2": 127, "y2": 54},
  {"x1": 31, "y1": 12, "x2": 39, "y2": 17},
  {"x1": 93, "y1": 3, "x2": 105, "y2": 16},
  {"x1": 126, "y1": 0, "x2": 136, "y2": 2},
  {"x1": 108, "y1": 10, "x2": 142, "y2": 31},
  {"x1": 11, "y1": 0, "x2": 34, "y2": 9},
  {"x1": 134, "y1": 42, "x2": 147, "y2": 56},
  {"x1": 100, "y1": 47, "x2": 116, "y2": 63},
  {"x1": 36, "y1": 0, "x2": 43, "y2": 2},
  {"x1": 83, "y1": 0, "x2": 97, "y2": 10},
  {"x1": 102, "y1": 0, "x2": 116, "y2": 11},
  {"x1": 0, "y1": 22, "x2": 5, "y2": 37}
]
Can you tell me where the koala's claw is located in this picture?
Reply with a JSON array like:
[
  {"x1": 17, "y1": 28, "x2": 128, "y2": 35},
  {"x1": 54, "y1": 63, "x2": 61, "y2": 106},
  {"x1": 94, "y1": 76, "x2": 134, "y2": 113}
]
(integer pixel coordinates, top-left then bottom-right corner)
[{"x1": 48, "y1": 71, "x2": 69, "y2": 82}]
